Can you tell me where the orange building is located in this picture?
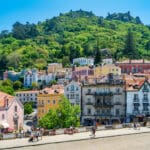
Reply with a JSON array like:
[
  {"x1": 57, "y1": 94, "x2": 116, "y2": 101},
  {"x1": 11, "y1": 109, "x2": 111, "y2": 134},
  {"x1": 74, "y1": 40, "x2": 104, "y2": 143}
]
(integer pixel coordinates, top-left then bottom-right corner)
[{"x1": 37, "y1": 85, "x2": 64, "y2": 120}]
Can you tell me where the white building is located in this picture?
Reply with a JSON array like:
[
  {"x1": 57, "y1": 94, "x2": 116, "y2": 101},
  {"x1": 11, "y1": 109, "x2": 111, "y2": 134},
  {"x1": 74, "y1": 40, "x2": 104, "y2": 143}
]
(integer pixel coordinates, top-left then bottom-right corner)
[
  {"x1": 64, "y1": 80, "x2": 82, "y2": 107},
  {"x1": 82, "y1": 75, "x2": 125, "y2": 126},
  {"x1": 15, "y1": 90, "x2": 39, "y2": 107},
  {"x1": 125, "y1": 78, "x2": 150, "y2": 122},
  {"x1": 24, "y1": 69, "x2": 55, "y2": 87},
  {"x1": 73, "y1": 57, "x2": 94, "y2": 66},
  {"x1": 102, "y1": 58, "x2": 113, "y2": 65},
  {"x1": 24, "y1": 69, "x2": 38, "y2": 87}
]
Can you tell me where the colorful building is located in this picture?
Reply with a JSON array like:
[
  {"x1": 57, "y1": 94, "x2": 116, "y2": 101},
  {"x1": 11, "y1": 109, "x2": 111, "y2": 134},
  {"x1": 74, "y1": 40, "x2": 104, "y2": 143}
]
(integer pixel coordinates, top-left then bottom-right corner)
[
  {"x1": 94, "y1": 64, "x2": 121, "y2": 77},
  {"x1": 116, "y1": 59, "x2": 150, "y2": 74},
  {"x1": 72, "y1": 66, "x2": 94, "y2": 80},
  {"x1": 37, "y1": 85, "x2": 64, "y2": 120},
  {"x1": 0, "y1": 92, "x2": 24, "y2": 130},
  {"x1": 47, "y1": 63, "x2": 63, "y2": 73},
  {"x1": 124, "y1": 75, "x2": 150, "y2": 122}
]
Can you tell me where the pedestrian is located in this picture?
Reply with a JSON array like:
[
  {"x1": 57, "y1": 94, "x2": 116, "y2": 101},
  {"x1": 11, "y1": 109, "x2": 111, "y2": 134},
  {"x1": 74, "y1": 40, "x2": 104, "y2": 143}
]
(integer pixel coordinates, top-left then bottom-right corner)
[
  {"x1": 35, "y1": 131, "x2": 39, "y2": 141},
  {"x1": 133, "y1": 122, "x2": 137, "y2": 129},
  {"x1": 91, "y1": 126, "x2": 96, "y2": 138}
]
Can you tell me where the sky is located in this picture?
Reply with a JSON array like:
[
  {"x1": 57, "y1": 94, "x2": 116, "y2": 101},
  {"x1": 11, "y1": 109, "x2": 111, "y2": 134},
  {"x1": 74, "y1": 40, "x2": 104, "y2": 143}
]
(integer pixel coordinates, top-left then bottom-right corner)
[{"x1": 0, "y1": 0, "x2": 150, "y2": 31}]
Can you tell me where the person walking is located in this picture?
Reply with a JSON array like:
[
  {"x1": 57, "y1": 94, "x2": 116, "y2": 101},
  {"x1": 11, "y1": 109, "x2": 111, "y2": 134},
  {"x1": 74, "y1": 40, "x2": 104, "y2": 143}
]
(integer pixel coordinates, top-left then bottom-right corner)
[
  {"x1": 90, "y1": 126, "x2": 96, "y2": 138},
  {"x1": 133, "y1": 122, "x2": 137, "y2": 129}
]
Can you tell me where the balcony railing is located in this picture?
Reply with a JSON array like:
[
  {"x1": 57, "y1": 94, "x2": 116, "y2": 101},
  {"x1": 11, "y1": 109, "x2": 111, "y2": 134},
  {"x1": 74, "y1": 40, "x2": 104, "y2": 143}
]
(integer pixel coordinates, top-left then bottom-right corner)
[
  {"x1": 94, "y1": 92, "x2": 113, "y2": 96},
  {"x1": 94, "y1": 103, "x2": 113, "y2": 107},
  {"x1": 86, "y1": 102, "x2": 93, "y2": 105},
  {"x1": 86, "y1": 91, "x2": 113, "y2": 96},
  {"x1": 114, "y1": 102, "x2": 122, "y2": 105}
]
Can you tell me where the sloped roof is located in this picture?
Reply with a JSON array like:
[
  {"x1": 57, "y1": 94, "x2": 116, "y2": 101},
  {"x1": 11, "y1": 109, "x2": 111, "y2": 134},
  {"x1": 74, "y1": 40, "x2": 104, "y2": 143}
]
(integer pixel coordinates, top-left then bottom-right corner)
[{"x1": 0, "y1": 92, "x2": 14, "y2": 108}]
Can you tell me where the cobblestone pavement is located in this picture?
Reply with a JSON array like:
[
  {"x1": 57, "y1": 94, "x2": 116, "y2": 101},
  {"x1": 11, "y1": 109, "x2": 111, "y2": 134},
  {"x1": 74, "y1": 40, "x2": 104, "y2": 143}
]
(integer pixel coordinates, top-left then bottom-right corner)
[{"x1": 1, "y1": 127, "x2": 150, "y2": 150}]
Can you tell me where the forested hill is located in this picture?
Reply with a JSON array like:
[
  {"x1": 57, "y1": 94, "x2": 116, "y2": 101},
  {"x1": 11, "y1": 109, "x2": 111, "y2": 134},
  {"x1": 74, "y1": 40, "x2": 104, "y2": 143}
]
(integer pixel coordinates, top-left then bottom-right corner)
[{"x1": 0, "y1": 10, "x2": 150, "y2": 71}]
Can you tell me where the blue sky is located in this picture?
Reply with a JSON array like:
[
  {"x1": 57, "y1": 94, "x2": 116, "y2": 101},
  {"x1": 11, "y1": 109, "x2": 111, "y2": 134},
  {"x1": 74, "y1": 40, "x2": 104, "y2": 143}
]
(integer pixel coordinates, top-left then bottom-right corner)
[{"x1": 0, "y1": 0, "x2": 150, "y2": 31}]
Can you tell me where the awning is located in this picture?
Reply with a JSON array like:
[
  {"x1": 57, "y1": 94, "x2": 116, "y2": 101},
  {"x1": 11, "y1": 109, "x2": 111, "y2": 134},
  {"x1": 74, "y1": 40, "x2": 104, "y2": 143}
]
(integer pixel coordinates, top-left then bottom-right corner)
[{"x1": 0, "y1": 122, "x2": 9, "y2": 128}]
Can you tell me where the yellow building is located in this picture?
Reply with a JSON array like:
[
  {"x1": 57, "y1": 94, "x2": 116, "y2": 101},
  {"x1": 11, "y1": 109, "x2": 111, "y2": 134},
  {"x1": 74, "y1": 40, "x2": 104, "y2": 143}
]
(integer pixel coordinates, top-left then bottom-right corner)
[
  {"x1": 47, "y1": 63, "x2": 63, "y2": 73},
  {"x1": 94, "y1": 64, "x2": 121, "y2": 77},
  {"x1": 37, "y1": 85, "x2": 64, "y2": 120}
]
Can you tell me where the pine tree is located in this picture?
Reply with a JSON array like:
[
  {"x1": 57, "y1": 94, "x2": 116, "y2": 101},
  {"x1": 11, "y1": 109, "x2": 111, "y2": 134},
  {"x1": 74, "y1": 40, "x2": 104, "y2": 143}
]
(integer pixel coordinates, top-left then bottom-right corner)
[
  {"x1": 123, "y1": 28, "x2": 139, "y2": 59},
  {"x1": 94, "y1": 40, "x2": 102, "y2": 65}
]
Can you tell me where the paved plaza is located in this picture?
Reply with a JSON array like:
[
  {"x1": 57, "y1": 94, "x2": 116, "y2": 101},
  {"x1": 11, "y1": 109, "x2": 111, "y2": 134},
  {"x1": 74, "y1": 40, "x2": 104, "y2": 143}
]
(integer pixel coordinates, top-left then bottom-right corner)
[{"x1": 1, "y1": 127, "x2": 150, "y2": 150}]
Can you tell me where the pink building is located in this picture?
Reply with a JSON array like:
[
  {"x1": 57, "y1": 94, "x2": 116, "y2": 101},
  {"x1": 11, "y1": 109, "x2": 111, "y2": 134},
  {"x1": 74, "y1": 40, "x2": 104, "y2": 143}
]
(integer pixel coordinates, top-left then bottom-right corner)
[
  {"x1": 72, "y1": 66, "x2": 94, "y2": 80},
  {"x1": 0, "y1": 92, "x2": 24, "y2": 130}
]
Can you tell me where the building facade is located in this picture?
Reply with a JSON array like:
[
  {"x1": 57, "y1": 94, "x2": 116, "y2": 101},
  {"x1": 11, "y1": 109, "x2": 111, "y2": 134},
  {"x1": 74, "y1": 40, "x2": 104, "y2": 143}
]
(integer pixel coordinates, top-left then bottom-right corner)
[
  {"x1": 94, "y1": 64, "x2": 121, "y2": 77},
  {"x1": 116, "y1": 59, "x2": 150, "y2": 74},
  {"x1": 125, "y1": 77, "x2": 150, "y2": 122},
  {"x1": 81, "y1": 74, "x2": 125, "y2": 126},
  {"x1": 15, "y1": 90, "x2": 39, "y2": 107},
  {"x1": 47, "y1": 63, "x2": 63, "y2": 73},
  {"x1": 37, "y1": 85, "x2": 64, "y2": 120},
  {"x1": 0, "y1": 92, "x2": 24, "y2": 130},
  {"x1": 73, "y1": 57, "x2": 94, "y2": 66},
  {"x1": 72, "y1": 66, "x2": 94, "y2": 80},
  {"x1": 64, "y1": 80, "x2": 81, "y2": 107}
]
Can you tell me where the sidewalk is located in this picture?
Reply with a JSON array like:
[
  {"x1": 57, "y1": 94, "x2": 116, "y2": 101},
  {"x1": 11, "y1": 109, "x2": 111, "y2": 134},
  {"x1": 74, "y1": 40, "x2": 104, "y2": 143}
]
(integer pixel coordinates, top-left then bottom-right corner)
[{"x1": 1, "y1": 127, "x2": 150, "y2": 150}]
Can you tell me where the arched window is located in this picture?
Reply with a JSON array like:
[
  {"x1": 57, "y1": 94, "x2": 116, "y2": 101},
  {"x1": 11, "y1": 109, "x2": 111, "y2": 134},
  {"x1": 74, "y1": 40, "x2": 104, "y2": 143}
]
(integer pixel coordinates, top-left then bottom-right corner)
[{"x1": 14, "y1": 106, "x2": 17, "y2": 112}]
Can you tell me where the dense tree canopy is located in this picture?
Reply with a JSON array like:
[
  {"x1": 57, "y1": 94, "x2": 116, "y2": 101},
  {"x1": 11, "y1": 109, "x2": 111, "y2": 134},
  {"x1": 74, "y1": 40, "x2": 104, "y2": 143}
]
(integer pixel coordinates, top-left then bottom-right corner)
[{"x1": 0, "y1": 10, "x2": 150, "y2": 72}]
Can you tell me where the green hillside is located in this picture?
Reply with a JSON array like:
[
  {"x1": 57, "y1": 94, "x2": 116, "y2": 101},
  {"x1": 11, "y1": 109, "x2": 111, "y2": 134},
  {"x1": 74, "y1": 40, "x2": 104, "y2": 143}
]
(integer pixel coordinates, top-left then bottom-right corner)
[{"x1": 0, "y1": 10, "x2": 150, "y2": 71}]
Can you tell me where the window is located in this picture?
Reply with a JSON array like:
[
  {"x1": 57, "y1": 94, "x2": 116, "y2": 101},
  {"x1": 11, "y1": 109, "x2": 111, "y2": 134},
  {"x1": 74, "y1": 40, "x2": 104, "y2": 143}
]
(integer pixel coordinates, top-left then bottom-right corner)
[
  {"x1": 53, "y1": 100, "x2": 56, "y2": 104},
  {"x1": 67, "y1": 94, "x2": 69, "y2": 99},
  {"x1": 48, "y1": 100, "x2": 50, "y2": 104},
  {"x1": 143, "y1": 104, "x2": 149, "y2": 111},
  {"x1": 67, "y1": 87, "x2": 69, "y2": 91},
  {"x1": 116, "y1": 88, "x2": 120, "y2": 93},
  {"x1": 70, "y1": 94, "x2": 74, "y2": 99},
  {"x1": 87, "y1": 109, "x2": 91, "y2": 115},
  {"x1": 76, "y1": 94, "x2": 79, "y2": 99},
  {"x1": 87, "y1": 98, "x2": 91, "y2": 103},
  {"x1": 71, "y1": 85, "x2": 74, "y2": 91},
  {"x1": 14, "y1": 106, "x2": 17, "y2": 112},
  {"x1": 134, "y1": 106, "x2": 139, "y2": 111},
  {"x1": 115, "y1": 109, "x2": 120, "y2": 116},
  {"x1": 76, "y1": 87, "x2": 79, "y2": 91},
  {"x1": 87, "y1": 89, "x2": 91, "y2": 93},
  {"x1": 2, "y1": 114, "x2": 5, "y2": 120},
  {"x1": 133, "y1": 94, "x2": 139, "y2": 101}
]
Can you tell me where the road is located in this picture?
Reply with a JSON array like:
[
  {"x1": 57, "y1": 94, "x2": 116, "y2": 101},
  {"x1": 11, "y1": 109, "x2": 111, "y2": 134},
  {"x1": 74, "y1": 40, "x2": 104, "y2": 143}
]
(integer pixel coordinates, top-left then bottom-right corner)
[{"x1": 7, "y1": 133, "x2": 150, "y2": 150}]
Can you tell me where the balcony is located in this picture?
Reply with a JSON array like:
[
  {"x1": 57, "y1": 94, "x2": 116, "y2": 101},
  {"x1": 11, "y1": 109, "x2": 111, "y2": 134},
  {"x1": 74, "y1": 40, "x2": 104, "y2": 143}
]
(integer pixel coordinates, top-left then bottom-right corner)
[
  {"x1": 86, "y1": 102, "x2": 93, "y2": 105},
  {"x1": 94, "y1": 92, "x2": 113, "y2": 96},
  {"x1": 114, "y1": 102, "x2": 122, "y2": 105},
  {"x1": 94, "y1": 102, "x2": 113, "y2": 108},
  {"x1": 94, "y1": 103, "x2": 103, "y2": 107}
]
